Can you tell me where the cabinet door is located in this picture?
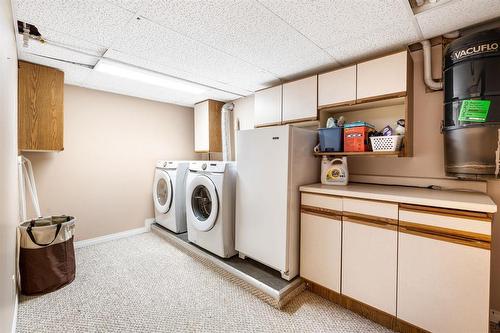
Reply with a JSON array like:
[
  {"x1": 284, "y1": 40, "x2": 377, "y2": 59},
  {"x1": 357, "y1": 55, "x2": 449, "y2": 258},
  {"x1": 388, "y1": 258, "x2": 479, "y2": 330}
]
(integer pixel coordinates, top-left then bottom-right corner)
[
  {"x1": 254, "y1": 85, "x2": 282, "y2": 127},
  {"x1": 398, "y1": 228, "x2": 490, "y2": 332},
  {"x1": 356, "y1": 51, "x2": 408, "y2": 101},
  {"x1": 342, "y1": 217, "x2": 397, "y2": 315},
  {"x1": 18, "y1": 61, "x2": 64, "y2": 151},
  {"x1": 282, "y1": 75, "x2": 317, "y2": 123},
  {"x1": 300, "y1": 211, "x2": 342, "y2": 292},
  {"x1": 318, "y1": 65, "x2": 356, "y2": 108},
  {"x1": 194, "y1": 101, "x2": 209, "y2": 152}
]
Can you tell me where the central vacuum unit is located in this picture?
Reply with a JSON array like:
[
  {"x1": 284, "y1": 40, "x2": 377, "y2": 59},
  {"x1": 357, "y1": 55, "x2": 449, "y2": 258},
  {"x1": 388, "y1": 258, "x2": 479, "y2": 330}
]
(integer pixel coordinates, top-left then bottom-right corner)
[{"x1": 443, "y1": 28, "x2": 500, "y2": 178}]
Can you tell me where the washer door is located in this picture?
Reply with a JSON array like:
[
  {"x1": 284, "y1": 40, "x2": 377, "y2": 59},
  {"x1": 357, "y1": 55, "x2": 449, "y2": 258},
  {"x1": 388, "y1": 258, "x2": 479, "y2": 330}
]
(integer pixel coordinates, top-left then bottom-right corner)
[
  {"x1": 153, "y1": 170, "x2": 173, "y2": 214},
  {"x1": 188, "y1": 175, "x2": 219, "y2": 232}
]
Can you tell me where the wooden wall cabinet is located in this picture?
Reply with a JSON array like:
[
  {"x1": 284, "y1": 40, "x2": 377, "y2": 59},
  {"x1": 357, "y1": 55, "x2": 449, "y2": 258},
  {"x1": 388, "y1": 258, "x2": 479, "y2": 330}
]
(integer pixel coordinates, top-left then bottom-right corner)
[
  {"x1": 194, "y1": 99, "x2": 224, "y2": 153},
  {"x1": 18, "y1": 61, "x2": 64, "y2": 151},
  {"x1": 254, "y1": 85, "x2": 282, "y2": 127},
  {"x1": 318, "y1": 65, "x2": 356, "y2": 108},
  {"x1": 356, "y1": 51, "x2": 409, "y2": 102},
  {"x1": 282, "y1": 75, "x2": 317, "y2": 123}
]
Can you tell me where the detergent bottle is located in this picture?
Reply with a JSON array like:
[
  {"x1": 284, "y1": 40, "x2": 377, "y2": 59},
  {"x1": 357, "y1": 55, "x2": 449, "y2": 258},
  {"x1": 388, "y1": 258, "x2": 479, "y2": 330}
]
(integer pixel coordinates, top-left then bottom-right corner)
[{"x1": 321, "y1": 156, "x2": 349, "y2": 185}]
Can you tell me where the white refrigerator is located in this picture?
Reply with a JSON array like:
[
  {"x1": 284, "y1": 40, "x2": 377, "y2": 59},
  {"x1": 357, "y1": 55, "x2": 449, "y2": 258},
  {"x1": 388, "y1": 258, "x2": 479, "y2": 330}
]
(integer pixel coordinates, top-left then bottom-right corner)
[{"x1": 235, "y1": 125, "x2": 319, "y2": 280}]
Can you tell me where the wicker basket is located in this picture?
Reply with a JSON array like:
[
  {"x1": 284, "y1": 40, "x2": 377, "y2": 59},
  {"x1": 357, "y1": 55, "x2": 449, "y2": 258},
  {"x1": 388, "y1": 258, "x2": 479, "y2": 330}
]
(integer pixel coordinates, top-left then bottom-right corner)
[{"x1": 370, "y1": 135, "x2": 403, "y2": 152}]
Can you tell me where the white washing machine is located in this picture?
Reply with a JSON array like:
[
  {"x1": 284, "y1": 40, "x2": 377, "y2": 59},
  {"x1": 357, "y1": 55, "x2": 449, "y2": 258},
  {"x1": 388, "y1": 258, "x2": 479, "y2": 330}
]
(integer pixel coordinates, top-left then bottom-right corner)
[
  {"x1": 153, "y1": 160, "x2": 190, "y2": 233},
  {"x1": 185, "y1": 161, "x2": 237, "y2": 258}
]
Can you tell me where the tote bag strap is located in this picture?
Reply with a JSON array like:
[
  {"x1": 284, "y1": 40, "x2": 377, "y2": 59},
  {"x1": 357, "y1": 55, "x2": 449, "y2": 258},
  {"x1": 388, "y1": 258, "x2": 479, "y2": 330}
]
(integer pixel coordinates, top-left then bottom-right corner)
[{"x1": 26, "y1": 223, "x2": 62, "y2": 247}]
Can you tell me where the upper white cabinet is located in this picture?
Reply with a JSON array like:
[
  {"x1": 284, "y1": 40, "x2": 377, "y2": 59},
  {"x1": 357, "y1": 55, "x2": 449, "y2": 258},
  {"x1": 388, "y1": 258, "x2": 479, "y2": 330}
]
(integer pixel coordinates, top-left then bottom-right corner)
[
  {"x1": 254, "y1": 85, "x2": 282, "y2": 127},
  {"x1": 282, "y1": 75, "x2": 317, "y2": 123},
  {"x1": 194, "y1": 100, "x2": 223, "y2": 153},
  {"x1": 356, "y1": 51, "x2": 409, "y2": 101},
  {"x1": 318, "y1": 65, "x2": 356, "y2": 108}
]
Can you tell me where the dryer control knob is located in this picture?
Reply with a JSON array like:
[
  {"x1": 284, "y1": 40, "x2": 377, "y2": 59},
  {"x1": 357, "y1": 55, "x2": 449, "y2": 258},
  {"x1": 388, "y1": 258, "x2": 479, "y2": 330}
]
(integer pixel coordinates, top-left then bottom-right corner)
[{"x1": 202, "y1": 163, "x2": 207, "y2": 170}]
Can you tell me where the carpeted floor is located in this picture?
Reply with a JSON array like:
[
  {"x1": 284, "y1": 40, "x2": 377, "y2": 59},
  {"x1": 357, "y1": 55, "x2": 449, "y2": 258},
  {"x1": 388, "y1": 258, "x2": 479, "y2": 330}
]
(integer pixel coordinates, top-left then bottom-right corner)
[{"x1": 17, "y1": 232, "x2": 393, "y2": 333}]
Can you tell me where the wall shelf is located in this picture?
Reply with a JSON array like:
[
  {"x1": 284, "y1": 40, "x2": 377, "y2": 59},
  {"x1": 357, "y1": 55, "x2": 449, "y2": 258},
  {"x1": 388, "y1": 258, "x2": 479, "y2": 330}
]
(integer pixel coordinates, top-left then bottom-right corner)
[{"x1": 314, "y1": 151, "x2": 402, "y2": 157}]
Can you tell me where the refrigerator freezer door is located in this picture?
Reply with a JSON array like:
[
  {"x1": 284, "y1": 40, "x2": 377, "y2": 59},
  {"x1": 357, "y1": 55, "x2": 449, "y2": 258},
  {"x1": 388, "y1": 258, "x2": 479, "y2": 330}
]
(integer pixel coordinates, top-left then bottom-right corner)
[{"x1": 235, "y1": 126, "x2": 290, "y2": 272}]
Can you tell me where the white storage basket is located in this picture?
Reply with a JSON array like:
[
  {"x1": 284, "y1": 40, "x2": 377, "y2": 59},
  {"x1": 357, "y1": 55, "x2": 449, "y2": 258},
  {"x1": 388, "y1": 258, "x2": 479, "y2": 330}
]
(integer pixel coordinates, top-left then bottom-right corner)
[{"x1": 370, "y1": 135, "x2": 403, "y2": 152}]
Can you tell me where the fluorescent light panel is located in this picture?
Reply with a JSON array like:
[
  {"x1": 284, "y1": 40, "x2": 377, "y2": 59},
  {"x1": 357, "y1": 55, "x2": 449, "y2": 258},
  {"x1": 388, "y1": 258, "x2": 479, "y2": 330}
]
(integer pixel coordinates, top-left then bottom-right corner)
[{"x1": 94, "y1": 59, "x2": 205, "y2": 94}]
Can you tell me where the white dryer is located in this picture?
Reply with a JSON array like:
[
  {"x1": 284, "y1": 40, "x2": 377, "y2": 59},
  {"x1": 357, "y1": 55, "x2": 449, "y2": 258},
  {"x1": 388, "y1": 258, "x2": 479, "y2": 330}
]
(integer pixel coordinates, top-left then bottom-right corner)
[
  {"x1": 153, "y1": 160, "x2": 190, "y2": 233},
  {"x1": 185, "y1": 161, "x2": 237, "y2": 258}
]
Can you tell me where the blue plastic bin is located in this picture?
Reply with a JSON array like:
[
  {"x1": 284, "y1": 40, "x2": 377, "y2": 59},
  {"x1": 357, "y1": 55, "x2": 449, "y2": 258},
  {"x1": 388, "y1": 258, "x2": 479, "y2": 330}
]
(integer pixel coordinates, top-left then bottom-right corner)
[{"x1": 319, "y1": 127, "x2": 343, "y2": 152}]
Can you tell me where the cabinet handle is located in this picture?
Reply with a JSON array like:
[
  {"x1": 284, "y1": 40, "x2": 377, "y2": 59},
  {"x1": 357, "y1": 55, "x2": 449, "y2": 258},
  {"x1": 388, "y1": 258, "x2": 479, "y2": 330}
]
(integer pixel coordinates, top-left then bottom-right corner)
[
  {"x1": 301, "y1": 206, "x2": 342, "y2": 220},
  {"x1": 399, "y1": 204, "x2": 492, "y2": 222},
  {"x1": 343, "y1": 216, "x2": 397, "y2": 231},
  {"x1": 399, "y1": 225, "x2": 490, "y2": 250}
]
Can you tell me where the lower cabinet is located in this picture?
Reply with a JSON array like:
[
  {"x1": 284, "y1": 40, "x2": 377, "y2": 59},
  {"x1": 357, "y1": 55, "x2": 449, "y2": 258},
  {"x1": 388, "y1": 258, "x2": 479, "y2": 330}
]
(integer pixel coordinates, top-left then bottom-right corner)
[
  {"x1": 300, "y1": 211, "x2": 342, "y2": 293},
  {"x1": 341, "y1": 217, "x2": 398, "y2": 315},
  {"x1": 398, "y1": 230, "x2": 490, "y2": 333},
  {"x1": 299, "y1": 192, "x2": 494, "y2": 333}
]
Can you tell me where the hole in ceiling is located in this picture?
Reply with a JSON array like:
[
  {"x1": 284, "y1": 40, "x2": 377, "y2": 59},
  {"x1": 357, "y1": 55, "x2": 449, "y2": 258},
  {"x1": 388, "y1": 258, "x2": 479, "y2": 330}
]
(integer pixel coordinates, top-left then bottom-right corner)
[
  {"x1": 408, "y1": 0, "x2": 453, "y2": 14},
  {"x1": 17, "y1": 21, "x2": 41, "y2": 37}
]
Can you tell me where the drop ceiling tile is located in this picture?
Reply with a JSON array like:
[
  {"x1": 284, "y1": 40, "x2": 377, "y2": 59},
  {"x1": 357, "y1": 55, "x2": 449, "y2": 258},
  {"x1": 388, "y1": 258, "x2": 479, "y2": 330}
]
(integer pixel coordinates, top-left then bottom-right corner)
[
  {"x1": 82, "y1": 70, "x2": 219, "y2": 106},
  {"x1": 17, "y1": 33, "x2": 101, "y2": 66},
  {"x1": 258, "y1": 0, "x2": 421, "y2": 55},
  {"x1": 18, "y1": 51, "x2": 92, "y2": 85},
  {"x1": 104, "y1": 48, "x2": 250, "y2": 97},
  {"x1": 141, "y1": 0, "x2": 336, "y2": 78},
  {"x1": 110, "y1": 17, "x2": 280, "y2": 92},
  {"x1": 15, "y1": 0, "x2": 135, "y2": 47},
  {"x1": 416, "y1": 0, "x2": 500, "y2": 38},
  {"x1": 25, "y1": 25, "x2": 107, "y2": 56},
  {"x1": 105, "y1": 0, "x2": 144, "y2": 13},
  {"x1": 325, "y1": 29, "x2": 416, "y2": 64}
]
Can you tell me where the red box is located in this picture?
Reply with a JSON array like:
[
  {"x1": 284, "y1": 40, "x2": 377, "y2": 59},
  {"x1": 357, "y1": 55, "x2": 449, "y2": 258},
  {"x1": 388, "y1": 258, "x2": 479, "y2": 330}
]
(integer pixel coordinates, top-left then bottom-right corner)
[{"x1": 344, "y1": 126, "x2": 373, "y2": 152}]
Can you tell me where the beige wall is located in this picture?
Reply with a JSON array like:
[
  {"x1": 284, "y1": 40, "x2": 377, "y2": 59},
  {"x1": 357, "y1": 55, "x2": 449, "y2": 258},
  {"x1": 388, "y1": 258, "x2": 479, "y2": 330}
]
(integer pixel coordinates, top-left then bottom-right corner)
[
  {"x1": 0, "y1": 0, "x2": 18, "y2": 331},
  {"x1": 232, "y1": 45, "x2": 500, "y2": 311},
  {"x1": 25, "y1": 85, "x2": 198, "y2": 241}
]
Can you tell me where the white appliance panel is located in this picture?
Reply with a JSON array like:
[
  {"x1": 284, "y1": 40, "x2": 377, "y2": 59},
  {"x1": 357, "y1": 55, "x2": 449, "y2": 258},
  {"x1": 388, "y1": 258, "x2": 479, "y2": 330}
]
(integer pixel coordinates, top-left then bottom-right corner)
[{"x1": 235, "y1": 126, "x2": 290, "y2": 271}]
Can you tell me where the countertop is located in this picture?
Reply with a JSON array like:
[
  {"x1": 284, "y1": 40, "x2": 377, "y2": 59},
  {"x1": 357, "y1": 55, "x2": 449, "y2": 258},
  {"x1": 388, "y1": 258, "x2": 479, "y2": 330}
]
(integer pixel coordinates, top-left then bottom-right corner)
[{"x1": 300, "y1": 183, "x2": 497, "y2": 213}]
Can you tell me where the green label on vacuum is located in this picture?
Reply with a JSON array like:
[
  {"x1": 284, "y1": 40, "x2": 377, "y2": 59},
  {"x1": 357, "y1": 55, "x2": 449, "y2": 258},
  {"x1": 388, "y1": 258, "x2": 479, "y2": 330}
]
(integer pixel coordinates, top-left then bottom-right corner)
[{"x1": 458, "y1": 100, "x2": 491, "y2": 122}]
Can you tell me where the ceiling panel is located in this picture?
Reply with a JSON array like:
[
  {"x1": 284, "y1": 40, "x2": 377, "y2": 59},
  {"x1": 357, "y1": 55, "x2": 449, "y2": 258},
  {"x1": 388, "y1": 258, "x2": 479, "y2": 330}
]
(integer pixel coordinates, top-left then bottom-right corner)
[
  {"x1": 16, "y1": 0, "x2": 135, "y2": 47},
  {"x1": 83, "y1": 70, "x2": 217, "y2": 106},
  {"x1": 17, "y1": 32, "x2": 101, "y2": 66},
  {"x1": 105, "y1": 0, "x2": 144, "y2": 13},
  {"x1": 104, "y1": 49, "x2": 247, "y2": 97},
  {"x1": 258, "y1": 0, "x2": 421, "y2": 57},
  {"x1": 109, "y1": 17, "x2": 280, "y2": 92},
  {"x1": 22, "y1": 25, "x2": 107, "y2": 57},
  {"x1": 416, "y1": 0, "x2": 500, "y2": 38},
  {"x1": 18, "y1": 52, "x2": 92, "y2": 85},
  {"x1": 325, "y1": 28, "x2": 416, "y2": 64},
  {"x1": 140, "y1": 0, "x2": 337, "y2": 78}
]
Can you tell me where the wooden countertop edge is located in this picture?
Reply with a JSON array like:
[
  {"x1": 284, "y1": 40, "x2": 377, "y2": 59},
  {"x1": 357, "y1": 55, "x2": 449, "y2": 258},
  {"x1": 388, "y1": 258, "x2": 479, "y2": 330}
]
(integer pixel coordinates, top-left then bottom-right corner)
[{"x1": 299, "y1": 184, "x2": 497, "y2": 214}]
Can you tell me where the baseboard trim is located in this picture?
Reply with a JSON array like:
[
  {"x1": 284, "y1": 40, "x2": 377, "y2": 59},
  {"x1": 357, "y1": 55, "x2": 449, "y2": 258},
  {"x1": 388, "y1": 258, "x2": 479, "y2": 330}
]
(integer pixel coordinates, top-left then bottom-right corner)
[
  {"x1": 307, "y1": 280, "x2": 429, "y2": 332},
  {"x1": 74, "y1": 225, "x2": 150, "y2": 249},
  {"x1": 491, "y1": 309, "x2": 500, "y2": 323}
]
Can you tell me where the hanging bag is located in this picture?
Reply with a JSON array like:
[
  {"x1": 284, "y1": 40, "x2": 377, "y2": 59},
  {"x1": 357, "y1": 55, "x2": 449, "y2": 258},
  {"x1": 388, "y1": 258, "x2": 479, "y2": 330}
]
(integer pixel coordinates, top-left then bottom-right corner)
[{"x1": 18, "y1": 215, "x2": 76, "y2": 295}]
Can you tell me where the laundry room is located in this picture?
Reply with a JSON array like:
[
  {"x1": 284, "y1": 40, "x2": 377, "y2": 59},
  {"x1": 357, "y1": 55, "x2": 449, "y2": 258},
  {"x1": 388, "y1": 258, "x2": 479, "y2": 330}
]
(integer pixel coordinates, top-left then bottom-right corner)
[{"x1": 1, "y1": 1, "x2": 500, "y2": 333}]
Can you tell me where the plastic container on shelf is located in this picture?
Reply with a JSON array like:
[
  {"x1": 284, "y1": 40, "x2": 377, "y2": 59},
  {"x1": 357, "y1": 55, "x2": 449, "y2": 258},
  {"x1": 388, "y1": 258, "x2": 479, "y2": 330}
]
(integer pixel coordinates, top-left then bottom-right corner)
[
  {"x1": 318, "y1": 127, "x2": 343, "y2": 152},
  {"x1": 344, "y1": 124, "x2": 375, "y2": 152},
  {"x1": 370, "y1": 135, "x2": 403, "y2": 152}
]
